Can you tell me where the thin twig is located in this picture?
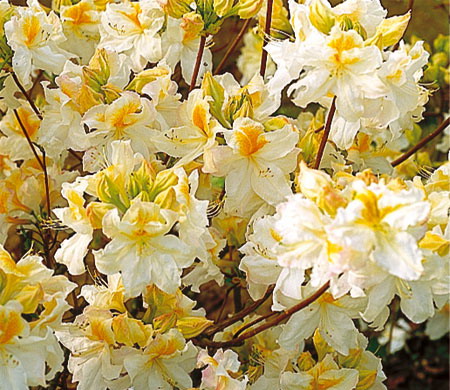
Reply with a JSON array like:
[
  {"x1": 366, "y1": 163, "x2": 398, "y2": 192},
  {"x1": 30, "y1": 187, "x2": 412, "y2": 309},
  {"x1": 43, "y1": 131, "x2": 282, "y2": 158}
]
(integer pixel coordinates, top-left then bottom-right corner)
[
  {"x1": 41, "y1": 149, "x2": 51, "y2": 217},
  {"x1": 386, "y1": 299, "x2": 399, "y2": 355},
  {"x1": 314, "y1": 125, "x2": 325, "y2": 133},
  {"x1": 214, "y1": 19, "x2": 252, "y2": 75},
  {"x1": 13, "y1": 109, "x2": 51, "y2": 217},
  {"x1": 204, "y1": 285, "x2": 275, "y2": 337},
  {"x1": 195, "y1": 282, "x2": 330, "y2": 348},
  {"x1": 313, "y1": 97, "x2": 336, "y2": 169},
  {"x1": 11, "y1": 72, "x2": 43, "y2": 120},
  {"x1": 189, "y1": 35, "x2": 207, "y2": 92},
  {"x1": 232, "y1": 310, "x2": 277, "y2": 339},
  {"x1": 68, "y1": 149, "x2": 83, "y2": 162},
  {"x1": 260, "y1": 0, "x2": 274, "y2": 78},
  {"x1": 391, "y1": 117, "x2": 450, "y2": 167},
  {"x1": 13, "y1": 109, "x2": 44, "y2": 169},
  {"x1": 215, "y1": 285, "x2": 234, "y2": 323}
]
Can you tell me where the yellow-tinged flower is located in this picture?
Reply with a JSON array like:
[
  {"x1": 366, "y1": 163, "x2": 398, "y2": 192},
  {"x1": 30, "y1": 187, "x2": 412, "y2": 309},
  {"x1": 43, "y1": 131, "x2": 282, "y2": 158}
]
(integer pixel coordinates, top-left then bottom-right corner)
[
  {"x1": 365, "y1": 12, "x2": 410, "y2": 49},
  {"x1": 296, "y1": 162, "x2": 347, "y2": 216},
  {"x1": 0, "y1": 302, "x2": 28, "y2": 345},
  {"x1": 98, "y1": 0, "x2": 165, "y2": 71},
  {"x1": 83, "y1": 91, "x2": 157, "y2": 159},
  {"x1": 213, "y1": 0, "x2": 233, "y2": 17},
  {"x1": 308, "y1": 0, "x2": 335, "y2": 35},
  {"x1": 123, "y1": 329, "x2": 197, "y2": 389},
  {"x1": 280, "y1": 354, "x2": 359, "y2": 390},
  {"x1": 237, "y1": 0, "x2": 263, "y2": 19},
  {"x1": 204, "y1": 117, "x2": 299, "y2": 217},
  {"x1": 151, "y1": 89, "x2": 223, "y2": 166},
  {"x1": 0, "y1": 105, "x2": 41, "y2": 162},
  {"x1": 94, "y1": 198, "x2": 192, "y2": 296},
  {"x1": 4, "y1": 0, "x2": 72, "y2": 87},
  {"x1": 112, "y1": 313, "x2": 153, "y2": 347},
  {"x1": 181, "y1": 11, "x2": 205, "y2": 42},
  {"x1": 158, "y1": 0, "x2": 191, "y2": 19}
]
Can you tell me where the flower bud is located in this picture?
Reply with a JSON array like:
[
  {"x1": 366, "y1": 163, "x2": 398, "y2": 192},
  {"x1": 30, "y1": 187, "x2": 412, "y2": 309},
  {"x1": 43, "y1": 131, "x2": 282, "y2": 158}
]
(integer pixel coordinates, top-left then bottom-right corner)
[
  {"x1": 127, "y1": 67, "x2": 171, "y2": 94},
  {"x1": 432, "y1": 52, "x2": 448, "y2": 67},
  {"x1": 158, "y1": 0, "x2": 191, "y2": 19},
  {"x1": 338, "y1": 348, "x2": 363, "y2": 368},
  {"x1": 224, "y1": 89, "x2": 254, "y2": 124},
  {"x1": 213, "y1": 0, "x2": 234, "y2": 17},
  {"x1": 153, "y1": 312, "x2": 178, "y2": 333},
  {"x1": 113, "y1": 314, "x2": 152, "y2": 347},
  {"x1": 181, "y1": 11, "x2": 205, "y2": 41},
  {"x1": 17, "y1": 284, "x2": 44, "y2": 313},
  {"x1": 309, "y1": 0, "x2": 335, "y2": 34},
  {"x1": 86, "y1": 201, "x2": 115, "y2": 229},
  {"x1": 237, "y1": 0, "x2": 263, "y2": 19},
  {"x1": 366, "y1": 12, "x2": 410, "y2": 48},
  {"x1": 202, "y1": 72, "x2": 228, "y2": 127},
  {"x1": 177, "y1": 316, "x2": 213, "y2": 338},
  {"x1": 356, "y1": 370, "x2": 378, "y2": 390},
  {"x1": 434, "y1": 34, "x2": 449, "y2": 54},
  {"x1": 297, "y1": 351, "x2": 316, "y2": 371}
]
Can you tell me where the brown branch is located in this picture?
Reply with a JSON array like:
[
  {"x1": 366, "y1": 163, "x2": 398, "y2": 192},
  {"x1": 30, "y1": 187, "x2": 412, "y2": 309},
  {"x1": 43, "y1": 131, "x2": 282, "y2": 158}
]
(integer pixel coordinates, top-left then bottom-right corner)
[
  {"x1": 204, "y1": 285, "x2": 274, "y2": 337},
  {"x1": 313, "y1": 97, "x2": 336, "y2": 169},
  {"x1": 232, "y1": 310, "x2": 277, "y2": 339},
  {"x1": 195, "y1": 282, "x2": 330, "y2": 348},
  {"x1": 215, "y1": 285, "x2": 234, "y2": 323},
  {"x1": 189, "y1": 35, "x2": 207, "y2": 92},
  {"x1": 68, "y1": 149, "x2": 83, "y2": 162},
  {"x1": 11, "y1": 72, "x2": 43, "y2": 120},
  {"x1": 214, "y1": 19, "x2": 252, "y2": 75},
  {"x1": 260, "y1": 0, "x2": 274, "y2": 78},
  {"x1": 314, "y1": 125, "x2": 325, "y2": 133},
  {"x1": 13, "y1": 109, "x2": 51, "y2": 217},
  {"x1": 391, "y1": 117, "x2": 450, "y2": 167}
]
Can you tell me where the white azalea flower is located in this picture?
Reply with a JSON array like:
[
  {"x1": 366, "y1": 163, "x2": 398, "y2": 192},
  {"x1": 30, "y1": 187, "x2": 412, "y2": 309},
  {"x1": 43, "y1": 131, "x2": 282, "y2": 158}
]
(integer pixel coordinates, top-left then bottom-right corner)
[
  {"x1": 280, "y1": 354, "x2": 359, "y2": 390},
  {"x1": 123, "y1": 329, "x2": 197, "y2": 390},
  {"x1": 60, "y1": 0, "x2": 100, "y2": 63},
  {"x1": 56, "y1": 308, "x2": 126, "y2": 390},
  {"x1": 161, "y1": 17, "x2": 212, "y2": 85},
  {"x1": 4, "y1": 0, "x2": 72, "y2": 87},
  {"x1": 279, "y1": 287, "x2": 366, "y2": 355},
  {"x1": 98, "y1": 0, "x2": 165, "y2": 71},
  {"x1": 53, "y1": 178, "x2": 93, "y2": 275},
  {"x1": 94, "y1": 198, "x2": 193, "y2": 296},
  {"x1": 328, "y1": 180, "x2": 430, "y2": 281},
  {"x1": 150, "y1": 89, "x2": 222, "y2": 165},
  {"x1": 197, "y1": 349, "x2": 248, "y2": 390},
  {"x1": 239, "y1": 214, "x2": 282, "y2": 300},
  {"x1": 203, "y1": 117, "x2": 299, "y2": 217},
  {"x1": 83, "y1": 91, "x2": 158, "y2": 159}
]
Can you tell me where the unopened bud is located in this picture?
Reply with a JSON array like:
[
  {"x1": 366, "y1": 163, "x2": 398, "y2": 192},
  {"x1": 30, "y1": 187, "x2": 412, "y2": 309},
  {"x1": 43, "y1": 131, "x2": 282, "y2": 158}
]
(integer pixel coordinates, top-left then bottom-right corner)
[
  {"x1": 181, "y1": 11, "x2": 205, "y2": 42},
  {"x1": 309, "y1": 0, "x2": 335, "y2": 34},
  {"x1": 366, "y1": 12, "x2": 410, "y2": 48},
  {"x1": 158, "y1": 0, "x2": 191, "y2": 19},
  {"x1": 213, "y1": 0, "x2": 234, "y2": 17},
  {"x1": 237, "y1": 0, "x2": 263, "y2": 19}
]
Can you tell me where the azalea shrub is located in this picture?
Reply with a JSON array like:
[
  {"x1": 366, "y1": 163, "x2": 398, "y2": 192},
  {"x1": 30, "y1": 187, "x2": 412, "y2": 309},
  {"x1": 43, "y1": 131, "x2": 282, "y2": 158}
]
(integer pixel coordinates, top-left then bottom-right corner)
[{"x1": 0, "y1": 0, "x2": 448, "y2": 389}]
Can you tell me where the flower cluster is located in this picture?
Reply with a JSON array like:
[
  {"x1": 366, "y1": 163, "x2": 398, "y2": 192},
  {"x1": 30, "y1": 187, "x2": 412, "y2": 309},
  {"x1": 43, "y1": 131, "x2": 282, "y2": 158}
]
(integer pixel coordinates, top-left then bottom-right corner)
[{"x1": 0, "y1": 0, "x2": 448, "y2": 388}]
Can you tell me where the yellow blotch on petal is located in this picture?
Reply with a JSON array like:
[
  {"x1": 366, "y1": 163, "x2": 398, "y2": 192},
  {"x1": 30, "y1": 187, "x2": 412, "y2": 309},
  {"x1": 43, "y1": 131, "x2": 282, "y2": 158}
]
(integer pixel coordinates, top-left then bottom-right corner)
[
  {"x1": 62, "y1": 1, "x2": 97, "y2": 29},
  {"x1": 0, "y1": 306, "x2": 26, "y2": 345},
  {"x1": 235, "y1": 123, "x2": 268, "y2": 157},
  {"x1": 21, "y1": 14, "x2": 42, "y2": 47},
  {"x1": 192, "y1": 104, "x2": 209, "y2": 135},
  {"x1": 87, "y1": 317, "x2": 115, "y2": 345},
  {"x1": 328, "y1": 30, "x2": 362, "y2": 67}
]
